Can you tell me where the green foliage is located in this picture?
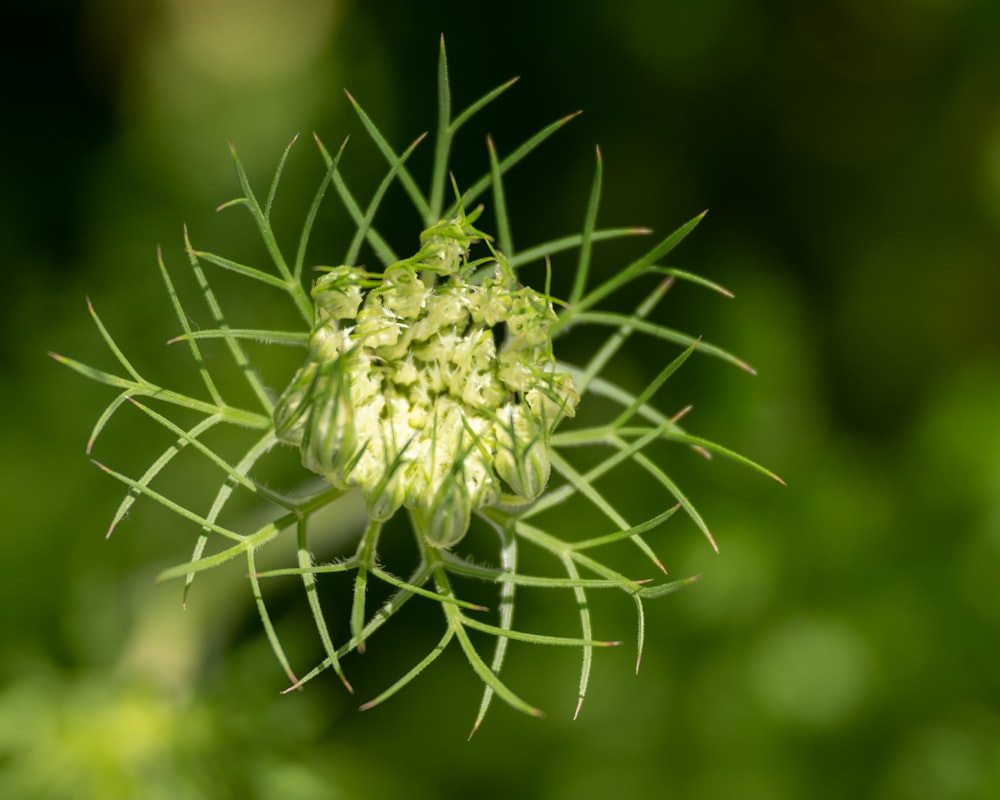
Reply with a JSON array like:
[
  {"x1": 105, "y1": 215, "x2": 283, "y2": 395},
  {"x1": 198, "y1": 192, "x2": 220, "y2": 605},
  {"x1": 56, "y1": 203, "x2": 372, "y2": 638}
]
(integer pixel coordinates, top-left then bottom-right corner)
[{"x1": 52, "y1": 36, "x2": 778, "y2": 733}]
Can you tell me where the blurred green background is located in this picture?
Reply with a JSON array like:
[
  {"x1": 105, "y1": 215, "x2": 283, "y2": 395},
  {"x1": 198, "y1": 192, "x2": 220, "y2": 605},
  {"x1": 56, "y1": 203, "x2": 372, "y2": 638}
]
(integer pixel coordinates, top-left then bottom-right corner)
[{"x1": 5, "y1": 0, "x2": 1000, "y2": 797}]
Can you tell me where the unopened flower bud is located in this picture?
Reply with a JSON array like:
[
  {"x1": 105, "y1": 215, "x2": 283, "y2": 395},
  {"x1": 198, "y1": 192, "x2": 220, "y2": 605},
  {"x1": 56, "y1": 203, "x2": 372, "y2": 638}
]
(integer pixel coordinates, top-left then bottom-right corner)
[
  {"x1": 494, "y1": 406, "x2": 551, "y2": 500},
  {"x1": 525, "y1": 373, "x2": 579, "y2": 423},
  {"x1": 355, "y1": 304, "x2": 400, "y2": 348},
  {"x1": 364, "y1": 459, "x2": 408, "y2": 522},
  {"x1": 423, "y1": 474, "x2": 473, "y2": 548},
  {"x1": 380, "y1": 263, "x2": 427, "y2": 319},
  {"x1": 313, "y1": 266, "x2": 365, "y2": 321},
  {"x1": 299, "y1": 361, "x2": 358, "y2": 484}
]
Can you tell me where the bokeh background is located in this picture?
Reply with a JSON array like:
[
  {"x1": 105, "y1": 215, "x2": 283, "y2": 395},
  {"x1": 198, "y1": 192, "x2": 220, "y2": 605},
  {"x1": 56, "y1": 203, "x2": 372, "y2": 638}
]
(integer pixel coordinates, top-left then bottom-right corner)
[{"x1": 4, "y1": 0, "x2": 1000, "y2": 797}]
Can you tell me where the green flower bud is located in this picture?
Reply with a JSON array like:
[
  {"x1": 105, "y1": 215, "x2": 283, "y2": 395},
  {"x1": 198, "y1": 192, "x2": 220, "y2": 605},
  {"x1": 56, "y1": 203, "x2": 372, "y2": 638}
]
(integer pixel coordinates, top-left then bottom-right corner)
[
  {"x1": 380, "y1": 263, "x2": 427, "y2": 319},
  {"x1": 313, "y1": 266, "x2": 365, "y2": 321},
  {"x1": 494, "y1": 405, "x2": 551, "y2": 500},
  {"x1": 363, "y1": 450, "x2": 409, "y2": 522},
  {"x1": 418, "y1": 289, "x2": 469, "y2": 337},
  {"x1": 273, "y1": 363, "x2": 318, "y2": 445},
  {"x1": 422, "y1": 473, "x2": 472, "y2": 548},
  {"x1": 308, "y1": 322, "x2": 346, "y2": 362},
  {"x1": 525, "y1": 373, "x2": 579, "y2": 423},
  {"x1": 506, "y1": 288, "x2": 555, "y2": 346},
  {"x1": 355, "y1": 304, "x2": 401, "y2": 348},
  {"x1": 418, "y1": 214, "x2": 484, "y2": 276},
  {"x1": 497, "y1": 350, "x2": 534, "y2": 392},
  {"x1": 299, "y1": 360, "x2": 358, "y2": 483},
  {"x1": 468, "y1": 273, "x2": 514, "y2": 327}
]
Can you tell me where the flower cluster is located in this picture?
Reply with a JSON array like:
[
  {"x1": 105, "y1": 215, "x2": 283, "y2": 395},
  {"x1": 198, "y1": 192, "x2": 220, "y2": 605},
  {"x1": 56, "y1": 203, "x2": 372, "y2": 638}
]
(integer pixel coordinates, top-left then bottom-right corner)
[{"x1": 273, "y1": 213, "x2": 579, "y2": 547}]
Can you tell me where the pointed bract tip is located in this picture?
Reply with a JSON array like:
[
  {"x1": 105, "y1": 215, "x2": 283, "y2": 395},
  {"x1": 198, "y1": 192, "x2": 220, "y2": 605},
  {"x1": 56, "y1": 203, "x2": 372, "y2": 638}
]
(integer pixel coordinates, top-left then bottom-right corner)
[
  {"x1": 573, "y1": 695, "x2": 585, "y2": 720},
  {"x1": 671, "y1": 404, "x2": 694, "y2": 424},
  {"x1": 771, "y1": 472, "x2": 788, "y2": 487},
  {"x1": 343, "y1": 87, "x2": 356, "y2": 104},
  {"x1": 595, "y1": 143, "x2": 602, "y2": 159},
  {"x1": 563, "y1": 110, "x2": 583, "y2": 123},
  {"x1": 104, "y1": 512, "x2": 120, "y2": 539},
  {"x1": 738, "y1": 360, "x2": 758, "y2": 376}
]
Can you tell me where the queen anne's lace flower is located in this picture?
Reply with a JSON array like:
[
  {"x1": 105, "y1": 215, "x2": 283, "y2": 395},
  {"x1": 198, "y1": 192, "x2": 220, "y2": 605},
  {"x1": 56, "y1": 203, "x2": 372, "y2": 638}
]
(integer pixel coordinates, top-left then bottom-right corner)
[
  {"x1": 55, "y1": 39, "x2": 783, "y2": 728},
  {"x1": 273, "y1": 213, "x2": 579, "y2": 547}
]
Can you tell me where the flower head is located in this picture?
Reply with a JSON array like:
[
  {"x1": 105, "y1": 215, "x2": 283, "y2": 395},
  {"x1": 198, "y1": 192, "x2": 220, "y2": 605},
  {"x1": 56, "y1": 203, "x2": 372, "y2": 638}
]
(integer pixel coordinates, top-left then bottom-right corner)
[{"x1": 273, "y1": 211, "x2": 578, "y2": 546}]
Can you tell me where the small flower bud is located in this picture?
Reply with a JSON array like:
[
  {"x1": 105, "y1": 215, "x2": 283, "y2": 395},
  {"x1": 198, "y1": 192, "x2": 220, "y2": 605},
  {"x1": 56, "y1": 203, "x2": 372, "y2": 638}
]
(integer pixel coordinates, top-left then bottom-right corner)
[
  {"x1": 299, "y1": 361, "x2": 358, "y2": 483},
  {"x1": 493, "y1": 406, "x2": 551, "y2": 500},
  {"x1": 313, "y1": 266, "x2": 365, "y2": 321},
  {"x1": 355, "y1": 304, "x2": 401, "y2": 348},
  {"x1": 364, "y1": 458, "x2": 408, "y2": 522},
  {"x1": 422, "y1": 474, "x2": 473, "y2": 548},
  {"x1": 308, "y1": 322, "x2": 347, "y2": 362},
  {"x1": 273, "y1": 363, "x2": 318, "y2": 445},
  {"x1": 525, "y1": 372, "x2": 579, "y2": 423},
  {"x1": 506, "y1": 288, "x2": 555, "y2": 347},
  {"x1": 380, "y1": 263, "x2": 427, "y2": 319},
  {"x1": 468, "y1": 274, "x2": 513, "y2": 327}
]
